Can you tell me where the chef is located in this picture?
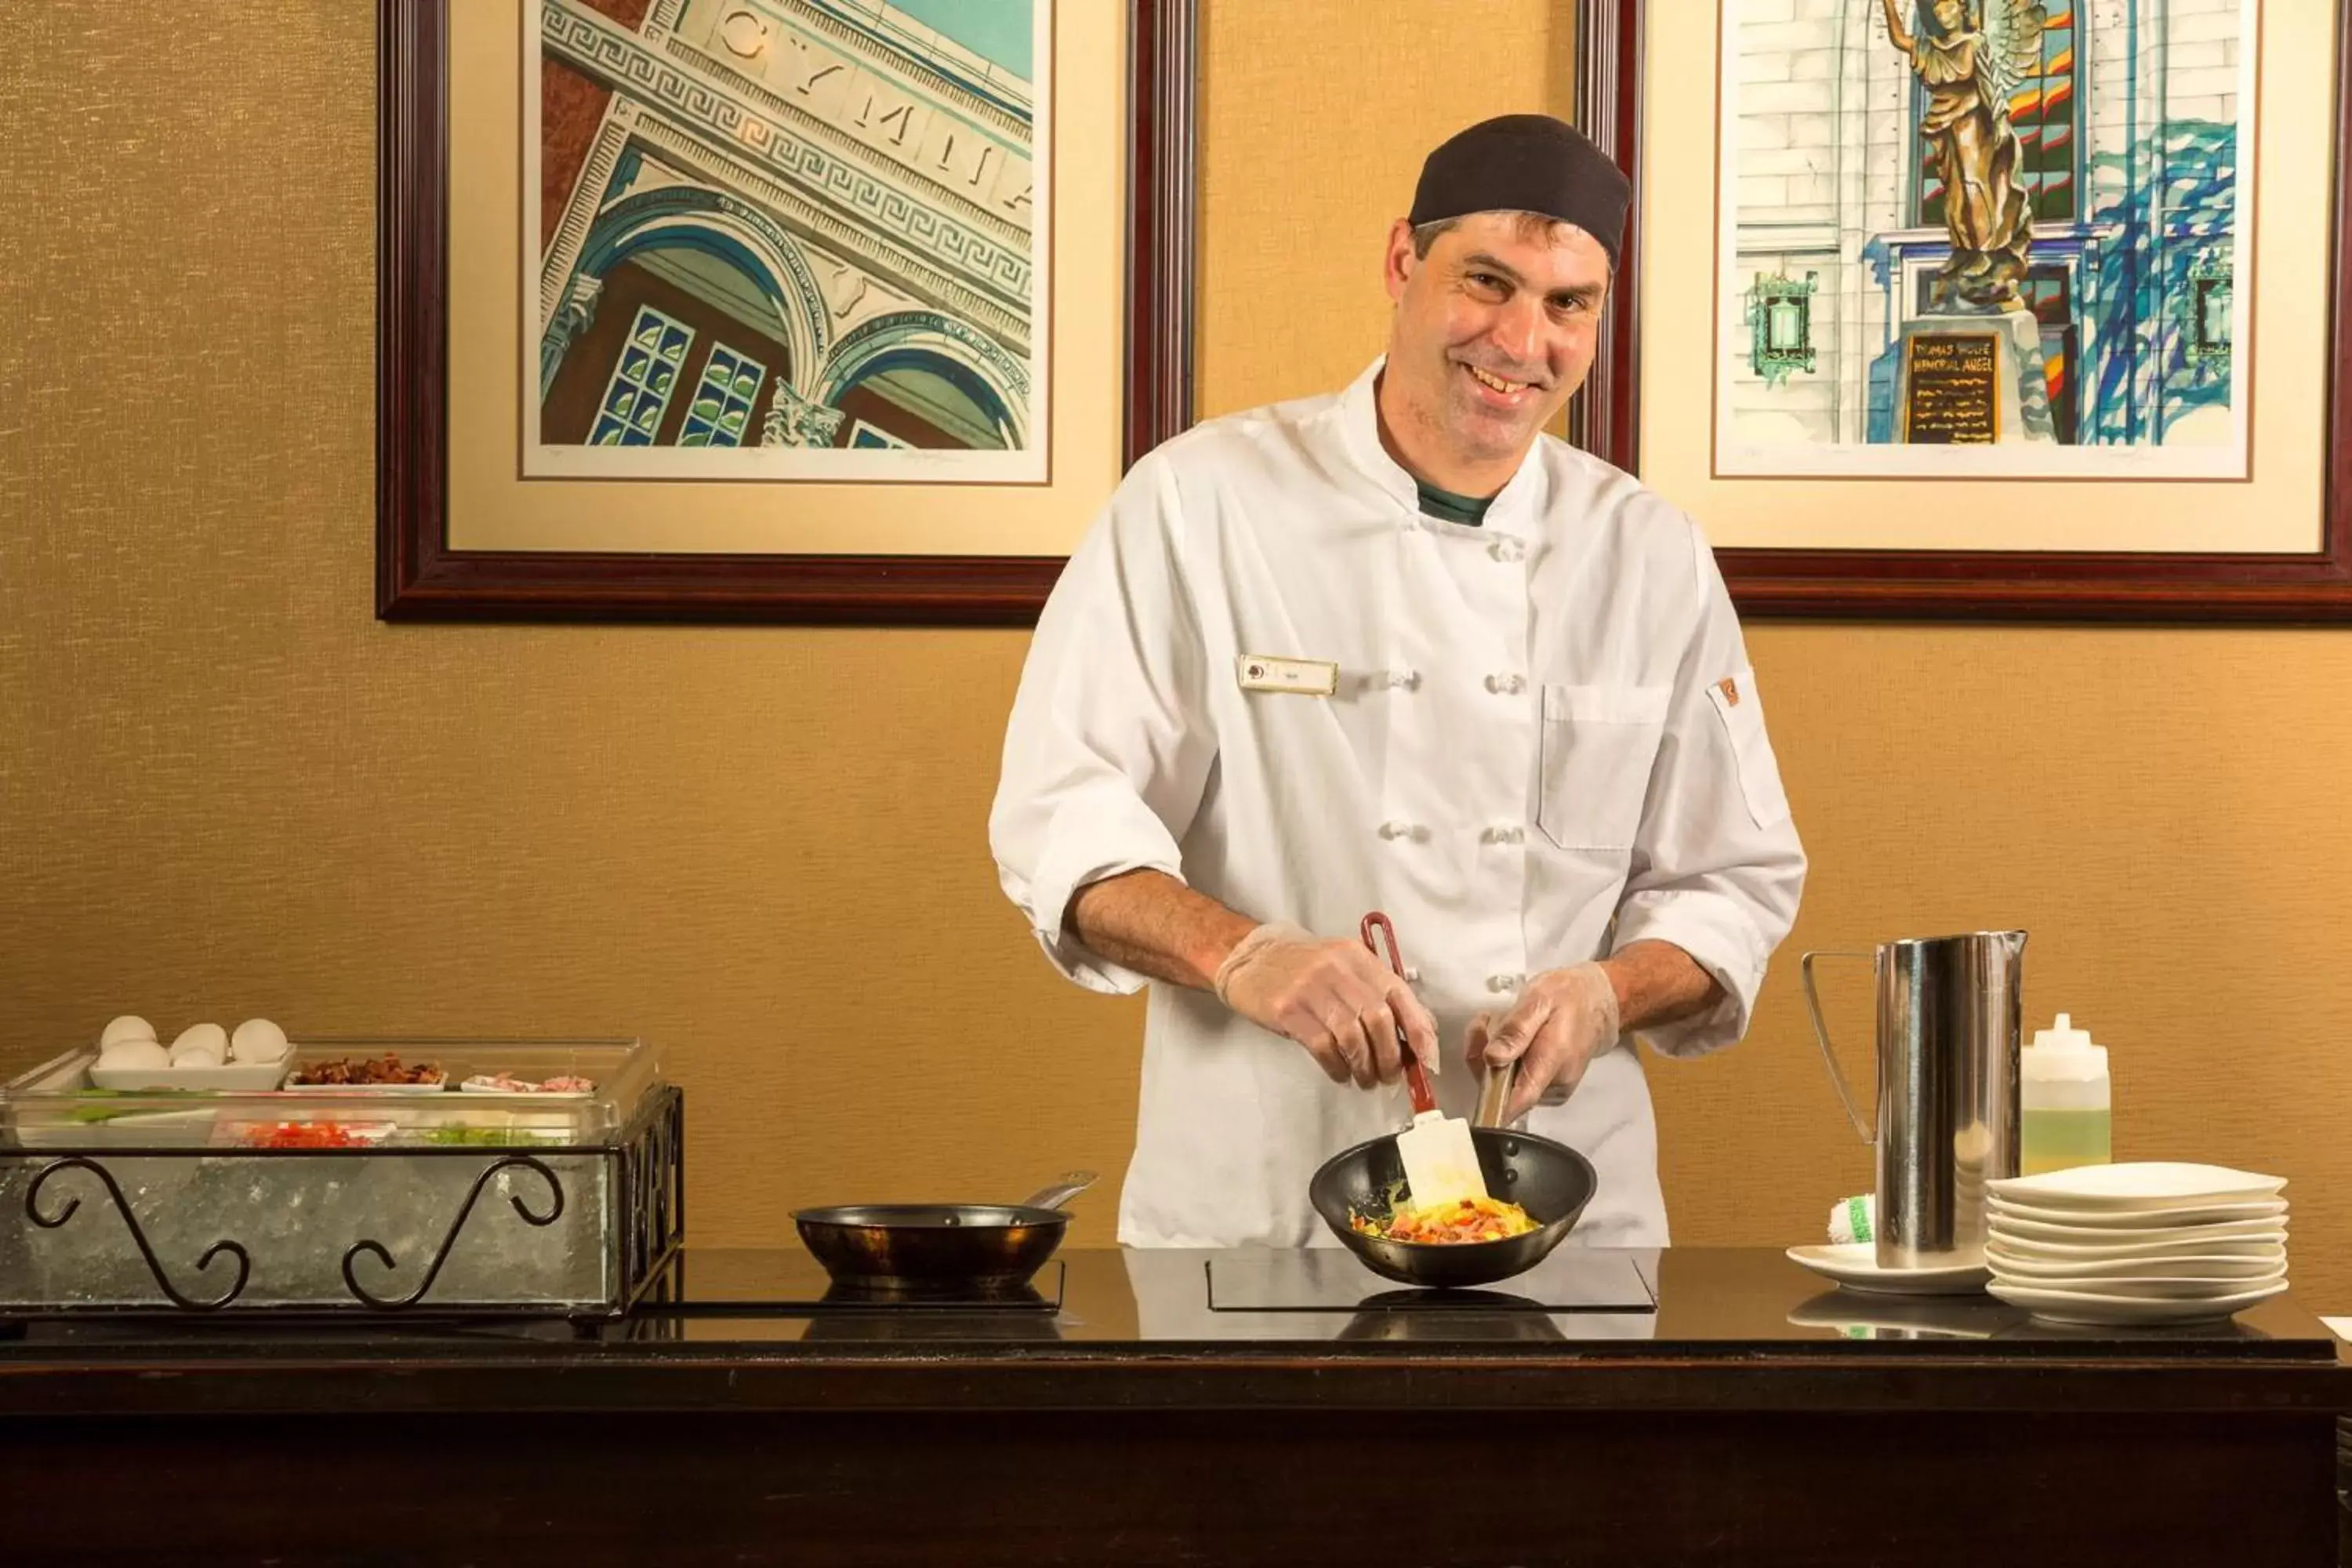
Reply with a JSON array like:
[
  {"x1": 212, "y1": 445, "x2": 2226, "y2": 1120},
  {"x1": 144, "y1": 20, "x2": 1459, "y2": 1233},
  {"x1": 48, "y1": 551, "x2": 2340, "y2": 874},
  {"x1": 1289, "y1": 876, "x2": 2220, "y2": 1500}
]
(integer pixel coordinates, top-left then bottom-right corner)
[{"x1": 989, "y1": 114, "x2": 1806, "y2": 1248}]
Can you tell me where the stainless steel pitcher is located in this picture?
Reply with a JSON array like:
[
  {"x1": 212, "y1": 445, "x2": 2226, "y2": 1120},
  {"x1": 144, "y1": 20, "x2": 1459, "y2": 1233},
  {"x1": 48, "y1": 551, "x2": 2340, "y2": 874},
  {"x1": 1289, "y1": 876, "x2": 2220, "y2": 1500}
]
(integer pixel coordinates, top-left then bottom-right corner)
[{"x1": 1802, "y1": 931, "x2": 2027, "y2": 1270}]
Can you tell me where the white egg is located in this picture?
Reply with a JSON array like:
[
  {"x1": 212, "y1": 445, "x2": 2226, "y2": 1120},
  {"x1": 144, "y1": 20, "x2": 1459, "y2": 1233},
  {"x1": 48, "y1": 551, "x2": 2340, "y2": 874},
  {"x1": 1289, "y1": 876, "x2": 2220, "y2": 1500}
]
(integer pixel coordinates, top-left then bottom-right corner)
[
  {"x1": 229, "y1": 1018, "x2": 290, "y2": 1063},
  {"x1": 96, "y1": 1039, "x2": 170, "y2": 1071},
  {"x1": 99, "y1": 1014, "x2": 157, "y2": 1049},
  {"x1": 169, "y1": 1023, "x2": 229, "y2": 1065}
]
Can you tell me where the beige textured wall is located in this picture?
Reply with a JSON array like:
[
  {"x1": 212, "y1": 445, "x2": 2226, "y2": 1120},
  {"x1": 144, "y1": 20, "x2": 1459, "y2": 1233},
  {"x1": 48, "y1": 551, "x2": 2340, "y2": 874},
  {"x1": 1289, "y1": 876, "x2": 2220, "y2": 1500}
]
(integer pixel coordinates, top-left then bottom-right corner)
[{"x1": 2, "y1": 3, "x2": 2347, "y2": 1301}]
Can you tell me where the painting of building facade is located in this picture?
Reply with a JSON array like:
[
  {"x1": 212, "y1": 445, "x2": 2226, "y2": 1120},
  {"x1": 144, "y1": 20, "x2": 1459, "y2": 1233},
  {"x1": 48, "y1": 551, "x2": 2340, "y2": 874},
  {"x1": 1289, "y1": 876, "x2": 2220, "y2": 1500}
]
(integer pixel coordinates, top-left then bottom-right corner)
[
  {"x1": 1716, "y1": 0, "x2": 2252, "y2": 477},
  {"x1": 526, "y1": 0, "x2": 1047, "y2": 481}
]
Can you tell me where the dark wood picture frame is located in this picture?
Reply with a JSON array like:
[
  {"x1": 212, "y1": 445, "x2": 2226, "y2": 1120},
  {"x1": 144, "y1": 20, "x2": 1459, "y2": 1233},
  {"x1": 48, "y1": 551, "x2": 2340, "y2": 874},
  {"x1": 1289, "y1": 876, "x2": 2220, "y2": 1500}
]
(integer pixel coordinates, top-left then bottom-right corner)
[
  {"x1": 377, "y1": 0, "x2": 1196, "y2": 625},
  {"x1": 1573, "y1": 0, "x2": 2352, "y2": 622}
]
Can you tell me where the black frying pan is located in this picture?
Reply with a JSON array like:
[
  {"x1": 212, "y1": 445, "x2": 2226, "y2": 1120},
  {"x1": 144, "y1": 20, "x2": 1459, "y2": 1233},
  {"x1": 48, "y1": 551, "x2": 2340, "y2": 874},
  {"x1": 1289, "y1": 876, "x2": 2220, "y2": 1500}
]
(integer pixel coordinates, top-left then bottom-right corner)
[
  {"x1": 1309, "y1": 1126, "x2": 1597, "y2": 1289},
  {"x1": 794, "y1": 1171, "x2": 1095, "y2": 1296}
]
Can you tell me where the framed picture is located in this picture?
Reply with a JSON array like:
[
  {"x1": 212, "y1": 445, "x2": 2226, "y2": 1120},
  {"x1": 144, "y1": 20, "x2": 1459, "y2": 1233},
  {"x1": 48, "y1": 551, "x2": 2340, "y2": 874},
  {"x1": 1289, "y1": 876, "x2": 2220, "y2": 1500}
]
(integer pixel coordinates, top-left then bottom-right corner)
[
  {"x1": 1574, "y1": 0, "x2": 2352, "y2": 619},
  {"x1": 378, "y1": 0, "x2": 1197, "y2": 623}
]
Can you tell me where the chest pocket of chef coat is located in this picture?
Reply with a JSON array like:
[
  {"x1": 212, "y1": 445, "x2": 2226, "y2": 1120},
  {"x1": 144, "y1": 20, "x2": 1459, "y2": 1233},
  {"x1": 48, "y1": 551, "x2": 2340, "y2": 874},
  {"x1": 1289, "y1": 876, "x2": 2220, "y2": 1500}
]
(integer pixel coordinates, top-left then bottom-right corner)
[
  {"x1": 1704, "y1": 669, "x2": 1793, "y2": 829},
  {"x1": 1536, "y1": 683, "x2": 1671, "y2": 851}
]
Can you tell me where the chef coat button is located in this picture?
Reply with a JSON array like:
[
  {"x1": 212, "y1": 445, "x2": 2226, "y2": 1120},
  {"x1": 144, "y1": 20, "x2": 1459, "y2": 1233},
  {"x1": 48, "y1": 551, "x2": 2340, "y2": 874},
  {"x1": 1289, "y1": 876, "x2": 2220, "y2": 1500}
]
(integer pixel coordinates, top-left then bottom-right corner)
[
  {"x1": 1486, "y1": 972, "x2": 1526, "y2": 993},
  {"x1": 1480, "y1": 825, "x2": 1526, "y2": 846},
  {"x1": 1489, "y1": 538, "x2": 1526, "y2": 563},
  {"x1": 1377, "y1": 820, "x2": 1428, "y2": 843},
  {"x1": 1483, "y1": 673, "x2": 1526, "y2": 695},
  {"x1": 1382, "y1": 668, "x2": 1421, "y2": 691}
]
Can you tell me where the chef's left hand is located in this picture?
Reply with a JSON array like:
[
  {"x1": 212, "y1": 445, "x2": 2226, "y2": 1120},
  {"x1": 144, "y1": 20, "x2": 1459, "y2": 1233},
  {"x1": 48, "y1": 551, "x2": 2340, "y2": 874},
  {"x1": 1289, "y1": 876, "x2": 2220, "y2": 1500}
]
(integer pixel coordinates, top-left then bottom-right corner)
[{"x1": 1465, "y1": 962, "x2": 1623, "y2": 1123}]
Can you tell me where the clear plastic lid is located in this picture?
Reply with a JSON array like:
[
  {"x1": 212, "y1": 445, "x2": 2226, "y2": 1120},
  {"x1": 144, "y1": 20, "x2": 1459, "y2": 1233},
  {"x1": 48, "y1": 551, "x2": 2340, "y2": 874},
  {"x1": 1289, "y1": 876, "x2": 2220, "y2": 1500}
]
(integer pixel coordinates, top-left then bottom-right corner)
[{"x1": 1, "y1": 1035, "x2": 665, "y2": 1149}]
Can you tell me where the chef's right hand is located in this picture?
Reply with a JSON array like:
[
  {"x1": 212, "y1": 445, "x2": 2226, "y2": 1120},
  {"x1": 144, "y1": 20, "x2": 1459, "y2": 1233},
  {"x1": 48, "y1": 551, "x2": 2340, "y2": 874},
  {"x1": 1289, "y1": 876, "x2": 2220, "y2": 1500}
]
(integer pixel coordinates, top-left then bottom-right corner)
[{"x1": 1211, "y1": 922, "x2": 1440, "y2": 1089}]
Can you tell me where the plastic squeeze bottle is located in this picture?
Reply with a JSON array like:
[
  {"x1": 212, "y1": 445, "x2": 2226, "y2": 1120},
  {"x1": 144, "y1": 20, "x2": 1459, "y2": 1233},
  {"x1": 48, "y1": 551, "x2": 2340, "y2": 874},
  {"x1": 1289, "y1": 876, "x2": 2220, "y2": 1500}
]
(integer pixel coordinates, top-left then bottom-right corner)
[{"x1": 2020, "y1": 1013, "x2": 2111, "y2": 1175}]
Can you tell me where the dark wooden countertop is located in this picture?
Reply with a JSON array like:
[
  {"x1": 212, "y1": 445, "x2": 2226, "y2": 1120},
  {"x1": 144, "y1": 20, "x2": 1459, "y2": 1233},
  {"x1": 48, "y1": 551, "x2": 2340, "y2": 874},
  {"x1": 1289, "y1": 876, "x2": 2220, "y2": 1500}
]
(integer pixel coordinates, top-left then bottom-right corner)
[
  {"x1": 4, "y1": 1247, "x2": 2345, "y2": 1566},
  {"x1": 1, "y1": 1246, "x2": 2342, "y2": 1417}
]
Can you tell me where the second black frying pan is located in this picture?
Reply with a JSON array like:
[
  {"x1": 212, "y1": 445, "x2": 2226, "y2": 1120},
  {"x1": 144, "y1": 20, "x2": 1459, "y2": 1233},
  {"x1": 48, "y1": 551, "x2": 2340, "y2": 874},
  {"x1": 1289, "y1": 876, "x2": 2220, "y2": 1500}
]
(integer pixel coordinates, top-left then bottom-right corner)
[{"x1": 794, "y1": 1171, "x2": 1095, "y2": 1295}]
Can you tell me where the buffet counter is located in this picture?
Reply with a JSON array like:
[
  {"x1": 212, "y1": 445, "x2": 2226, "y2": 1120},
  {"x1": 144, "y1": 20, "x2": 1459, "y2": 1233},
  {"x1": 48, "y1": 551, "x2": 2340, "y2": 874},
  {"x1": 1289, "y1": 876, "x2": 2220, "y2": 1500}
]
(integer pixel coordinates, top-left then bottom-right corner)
[{"x1": 0, "y1": 1246, "x2": 2341, "y2": 1566}]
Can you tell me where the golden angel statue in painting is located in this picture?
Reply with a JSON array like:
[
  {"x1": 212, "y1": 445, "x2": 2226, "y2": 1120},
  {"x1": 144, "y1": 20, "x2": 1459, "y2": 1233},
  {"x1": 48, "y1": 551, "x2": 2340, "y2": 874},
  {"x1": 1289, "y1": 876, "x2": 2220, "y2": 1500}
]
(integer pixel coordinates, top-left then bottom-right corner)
[{"x1": 1882, "y1": 0, "x2": 2049, "y2": 311}]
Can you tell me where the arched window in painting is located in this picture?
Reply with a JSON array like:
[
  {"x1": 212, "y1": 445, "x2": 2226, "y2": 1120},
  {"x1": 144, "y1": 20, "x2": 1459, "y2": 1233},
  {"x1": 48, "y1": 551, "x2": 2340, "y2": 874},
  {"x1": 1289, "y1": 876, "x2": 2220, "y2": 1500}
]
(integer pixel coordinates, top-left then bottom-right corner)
[
  {"x1": 1914, "y1": 2, "x2": 2080, "y2": 227},
  {"x1": 546, "y1": 230, "x2": 796, "y2": 449},
  {"x1": 831, "y1": 352, "x2": 1014, "y2": 451}
]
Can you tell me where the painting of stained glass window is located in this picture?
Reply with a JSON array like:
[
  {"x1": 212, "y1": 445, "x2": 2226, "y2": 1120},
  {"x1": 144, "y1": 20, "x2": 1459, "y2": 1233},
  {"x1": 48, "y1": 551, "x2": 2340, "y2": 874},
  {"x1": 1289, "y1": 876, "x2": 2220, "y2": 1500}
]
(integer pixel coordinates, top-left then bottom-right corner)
[
  {"x1": 1916, "y1": 5, "x2": 2077, "y2": 226},
  {"x1": 589, "y1": 306, "x2": 692, "y2": 445},
  {"x1": 677, "y1": 344, "x2": 768, "y2": 448},
  {"x1": 524, "y1": 0, "x2": 1048, "y2": 481}
]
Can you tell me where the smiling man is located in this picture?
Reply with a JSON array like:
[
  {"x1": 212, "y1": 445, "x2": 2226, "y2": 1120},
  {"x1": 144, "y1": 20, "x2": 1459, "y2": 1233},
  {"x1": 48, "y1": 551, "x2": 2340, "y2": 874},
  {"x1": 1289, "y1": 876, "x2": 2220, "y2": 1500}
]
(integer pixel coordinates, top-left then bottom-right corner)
[{"x1": 990, "y1": 115, "x2": 1807, "y2": 1249}]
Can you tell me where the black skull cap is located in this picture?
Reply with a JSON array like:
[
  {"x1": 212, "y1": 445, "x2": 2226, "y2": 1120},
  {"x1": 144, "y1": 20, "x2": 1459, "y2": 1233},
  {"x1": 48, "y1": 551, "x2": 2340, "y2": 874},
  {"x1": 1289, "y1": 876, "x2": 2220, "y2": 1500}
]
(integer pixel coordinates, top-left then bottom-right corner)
[{"x1": 1407, "y1": 114, "x2": 1631, "y2": 267}]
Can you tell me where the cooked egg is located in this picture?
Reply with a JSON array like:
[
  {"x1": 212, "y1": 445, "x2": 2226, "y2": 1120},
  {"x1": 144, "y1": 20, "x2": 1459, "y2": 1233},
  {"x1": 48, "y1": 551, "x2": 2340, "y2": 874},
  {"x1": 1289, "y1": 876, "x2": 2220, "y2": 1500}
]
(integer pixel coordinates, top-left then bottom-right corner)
[
  {"x1": 230, "y1": 1018, "x2": 289, "y2": 1063},
  {"x1": 99, "y1": 1014, "x2": 156, "y2": 1049},
  {"x1": 169, "y1": 1022, "x2": 229, "y2": 1065},
  {"x1": 95, "y1": 1039, "x2": 170, "y2": 1071}
]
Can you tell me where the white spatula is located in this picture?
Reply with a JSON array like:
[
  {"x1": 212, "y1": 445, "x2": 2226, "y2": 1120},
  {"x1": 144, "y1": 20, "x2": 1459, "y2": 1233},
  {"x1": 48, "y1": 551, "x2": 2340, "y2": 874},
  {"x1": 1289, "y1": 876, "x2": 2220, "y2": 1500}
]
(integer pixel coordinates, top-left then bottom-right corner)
[{"x1": 1361, "y1": 912, "x2": 1488, "y2": 1212}]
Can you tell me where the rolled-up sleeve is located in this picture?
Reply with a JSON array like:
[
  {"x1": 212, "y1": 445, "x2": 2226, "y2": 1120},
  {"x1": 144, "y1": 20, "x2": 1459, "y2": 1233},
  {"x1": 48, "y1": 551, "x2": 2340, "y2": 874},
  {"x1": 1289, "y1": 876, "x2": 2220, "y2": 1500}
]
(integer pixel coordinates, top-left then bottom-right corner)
[
  {"x1": 989, "y1": 452, "x2": 1218, "y2": 993},
  {"x1": 1611, "y1": 521, "x2": 1807, "y2": 1056}
]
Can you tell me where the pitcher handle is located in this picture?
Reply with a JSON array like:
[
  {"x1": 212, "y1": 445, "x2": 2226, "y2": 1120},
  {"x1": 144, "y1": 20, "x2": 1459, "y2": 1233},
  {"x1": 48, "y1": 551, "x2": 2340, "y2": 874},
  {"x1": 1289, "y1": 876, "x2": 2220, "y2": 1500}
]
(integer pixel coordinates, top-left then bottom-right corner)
[{"x1": 1801, "y1": 949, "x2": 1877, "y2": 1145}]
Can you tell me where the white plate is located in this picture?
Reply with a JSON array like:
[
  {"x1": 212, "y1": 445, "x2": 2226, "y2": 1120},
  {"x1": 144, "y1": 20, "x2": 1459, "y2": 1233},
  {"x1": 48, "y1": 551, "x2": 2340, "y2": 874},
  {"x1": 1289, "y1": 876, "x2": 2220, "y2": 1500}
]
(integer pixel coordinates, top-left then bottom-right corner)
[
  {"x1": 1988, "y1": 1246, "x2": 2285, "y2": 1279},
  {"x1": 1985, "y1": 1227, "x2": 2286, "y2": 1261},
  {"x1": 1987, "y1": 1279, "x2": 2288, "y2": 1325},
  {"x1": 1989, "y1": 1211, "x2": 2287, "y2": 1247},
  {"x1": 1988, "y1": 1195, "x2": 2286, "y2": 1229},
  {"x1": 1987, "y1": 1248, "x2": 2285, "y2": 1283},
  {"x1": 1987, "y1": 1162, "x2": 2285, "y2": 1209},
  {"x1": 1786, "y1": 1243, "x2": 1990, "y2": 1297},
  {"x1": 1987, "y1": 1265, "x2": 2287, "y2": 1298},
  {"x1": 88, "y1": 1061, "x2": 289, "y2": 1091}
]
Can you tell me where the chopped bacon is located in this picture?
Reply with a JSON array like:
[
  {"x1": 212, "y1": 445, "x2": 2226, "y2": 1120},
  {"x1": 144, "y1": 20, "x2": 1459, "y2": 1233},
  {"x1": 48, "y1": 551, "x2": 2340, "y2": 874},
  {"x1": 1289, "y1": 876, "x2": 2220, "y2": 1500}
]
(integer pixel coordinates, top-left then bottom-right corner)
[{"x1": 291, "y1": 1054, "x2": 442, "y2": 1086}]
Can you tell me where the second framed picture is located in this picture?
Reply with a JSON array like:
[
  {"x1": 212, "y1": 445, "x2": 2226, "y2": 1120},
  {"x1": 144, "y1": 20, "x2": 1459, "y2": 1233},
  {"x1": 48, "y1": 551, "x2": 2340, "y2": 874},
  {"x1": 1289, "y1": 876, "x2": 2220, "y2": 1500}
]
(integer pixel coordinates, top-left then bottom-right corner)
[
  {"x1": 1577, "y1": 0, "x2": 2352, "y2": 619},
  {"x1": 379, "y1": 0, "x2": 1196, "y2": 623}
]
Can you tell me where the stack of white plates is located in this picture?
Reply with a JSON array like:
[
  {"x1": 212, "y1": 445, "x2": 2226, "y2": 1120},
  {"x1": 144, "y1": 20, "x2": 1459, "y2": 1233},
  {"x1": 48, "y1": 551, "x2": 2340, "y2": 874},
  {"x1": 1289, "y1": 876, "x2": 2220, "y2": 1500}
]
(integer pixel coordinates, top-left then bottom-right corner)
[{"x1": 1985, "y1": 1163, "x2": 2288, "y2": 1325}]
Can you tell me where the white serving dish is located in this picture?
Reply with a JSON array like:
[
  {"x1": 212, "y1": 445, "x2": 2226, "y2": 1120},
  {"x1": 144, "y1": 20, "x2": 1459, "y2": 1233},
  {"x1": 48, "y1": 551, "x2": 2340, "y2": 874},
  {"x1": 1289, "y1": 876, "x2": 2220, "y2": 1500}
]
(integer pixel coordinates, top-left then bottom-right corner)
[
  {"x1": 1785, "y1": 1242, "x2": 1990, "y2": 1297},
  {"x1": 1987, "y1": 1278, "x2": 2288, "y2": 1324},
  {"x1": 1987, "y1": 1195, "x2": 2287, "y2": 1229},
  {"x1": 459, "y1": 1076, "x2": 591, "y2": 1097},
  {"x1": 1987, "y1": 1162, "x2": 2285, "y2": 1210},
  {"x1": 87, "y1": 1060, "x2": 290, "y2": 1092}
]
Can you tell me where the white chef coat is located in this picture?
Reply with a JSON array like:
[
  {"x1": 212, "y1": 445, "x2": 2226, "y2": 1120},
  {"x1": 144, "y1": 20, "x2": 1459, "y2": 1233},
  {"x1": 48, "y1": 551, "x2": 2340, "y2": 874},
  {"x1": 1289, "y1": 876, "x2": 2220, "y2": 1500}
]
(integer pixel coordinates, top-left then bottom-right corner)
[{"x1": 990, "y1": 358, "x2": 1806, "y2": 1249}]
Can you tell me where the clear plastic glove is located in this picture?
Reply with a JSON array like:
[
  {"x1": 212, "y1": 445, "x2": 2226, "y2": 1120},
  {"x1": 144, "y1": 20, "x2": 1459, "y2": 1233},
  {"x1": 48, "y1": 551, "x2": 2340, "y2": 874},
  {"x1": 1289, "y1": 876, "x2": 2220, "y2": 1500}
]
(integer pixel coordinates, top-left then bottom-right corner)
[
  {"x1": 1464, "y1": 962, "x2": 1621, "y2": 1123},
  {"x1": 1213, "y1": 922, "x2": 1441, "y2": 1089}
]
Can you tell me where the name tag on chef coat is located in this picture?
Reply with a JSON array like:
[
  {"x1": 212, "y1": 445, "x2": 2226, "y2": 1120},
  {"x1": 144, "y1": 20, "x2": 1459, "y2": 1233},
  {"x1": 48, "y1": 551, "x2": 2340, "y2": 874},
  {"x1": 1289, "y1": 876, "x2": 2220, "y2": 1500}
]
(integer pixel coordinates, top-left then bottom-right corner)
[{"x1": 1236, "y1": 654, "x2": 1338, "y2": 697}]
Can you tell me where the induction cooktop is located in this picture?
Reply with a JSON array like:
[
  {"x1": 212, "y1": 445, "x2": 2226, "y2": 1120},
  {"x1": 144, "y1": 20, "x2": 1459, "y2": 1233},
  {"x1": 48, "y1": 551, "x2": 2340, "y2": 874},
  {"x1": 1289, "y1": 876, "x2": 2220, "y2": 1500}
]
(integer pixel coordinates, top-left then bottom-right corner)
[{"x1": 1204, "y1": 1247, "x2": 1658, "y2": 1313}]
